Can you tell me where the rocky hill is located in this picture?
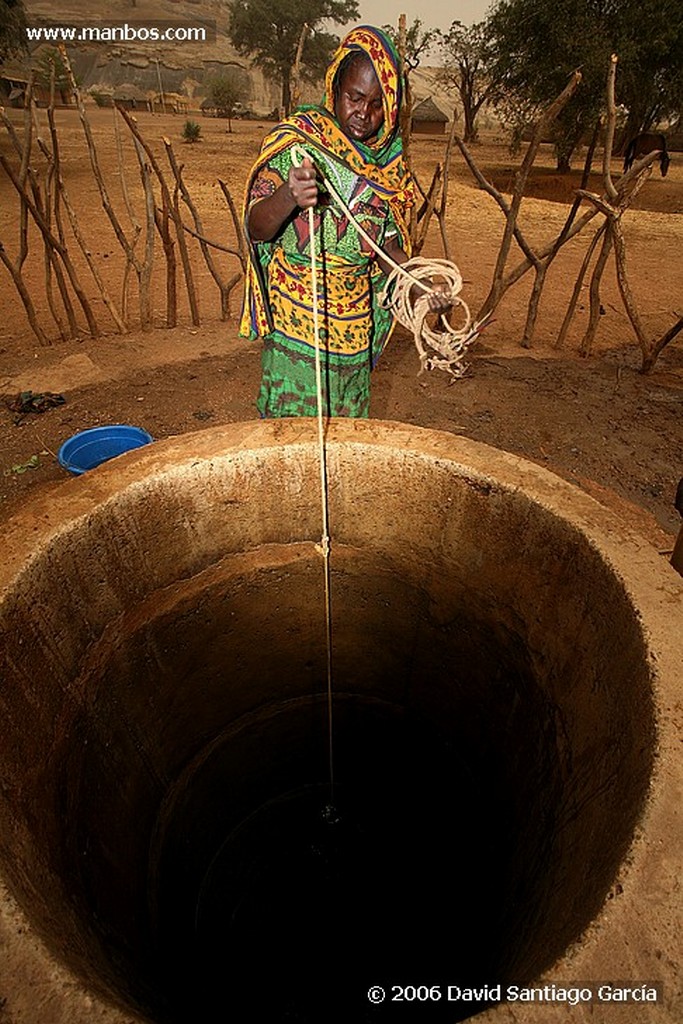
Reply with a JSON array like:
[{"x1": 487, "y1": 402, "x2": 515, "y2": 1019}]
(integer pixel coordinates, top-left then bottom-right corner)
[{"x1": 14, "y1": 0, "x2": 459, "y2": 119}]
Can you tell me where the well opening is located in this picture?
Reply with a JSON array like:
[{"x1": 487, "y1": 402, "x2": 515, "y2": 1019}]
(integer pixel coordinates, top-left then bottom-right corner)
[{"x1": 0, "y1": 423, "x2": 662, "y2": 1023}]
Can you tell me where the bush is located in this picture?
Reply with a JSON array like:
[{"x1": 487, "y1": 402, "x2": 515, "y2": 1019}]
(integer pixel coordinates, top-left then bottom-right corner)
[{"x1": 182, "y1": 120, "x2": 202, "y2": 144}]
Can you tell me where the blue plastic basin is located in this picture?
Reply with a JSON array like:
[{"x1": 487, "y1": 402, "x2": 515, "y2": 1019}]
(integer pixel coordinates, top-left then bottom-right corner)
[{"x1": 58, "y1": 425, "x2": 153, "y2": 476}]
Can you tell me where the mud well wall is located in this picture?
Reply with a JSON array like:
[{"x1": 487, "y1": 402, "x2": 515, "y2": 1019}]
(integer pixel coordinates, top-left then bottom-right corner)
[{"x1": 0, "y1": 421, "x2": 678, "y2": 1023}]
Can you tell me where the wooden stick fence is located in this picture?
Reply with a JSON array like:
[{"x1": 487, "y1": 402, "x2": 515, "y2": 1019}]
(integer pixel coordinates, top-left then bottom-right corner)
[
  {"x1": 0, "y1": 48, "x2": 678, "y2": 372},
  {"x1": 0, "y1": 47, "x2": 247, "y2": 347}
]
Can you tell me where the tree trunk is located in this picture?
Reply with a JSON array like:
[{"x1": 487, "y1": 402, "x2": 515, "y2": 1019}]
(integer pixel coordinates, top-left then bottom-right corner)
[
  {"x1": 281, "y1": 72, "x2": 291, "y2": 116},
  {"x1": 463, "y1": 103, "x2": 477, "y2": 143}
]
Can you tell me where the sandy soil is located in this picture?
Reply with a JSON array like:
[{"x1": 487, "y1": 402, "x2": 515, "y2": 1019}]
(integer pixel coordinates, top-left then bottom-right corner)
[{"x1": 0, "y1": 109, "x2": 681, "y2": 549}]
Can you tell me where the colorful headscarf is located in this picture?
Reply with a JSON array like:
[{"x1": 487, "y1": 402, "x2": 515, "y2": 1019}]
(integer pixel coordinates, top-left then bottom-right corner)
[
  {"x1": 323, "y1": 25, "x2": 404, "y2": 157},
  {"x1": 240, "y1": 25, "x2": 414, "y2": 341}
]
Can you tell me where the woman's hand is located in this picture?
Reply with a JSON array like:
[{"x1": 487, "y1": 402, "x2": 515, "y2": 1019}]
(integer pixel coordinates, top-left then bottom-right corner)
[
  {"x1": 410, "y1": 278, "x2": 453, "y2": 313},
  {"x1": 248, "y1": 155, "x2": 319, "y2": 241},
  {"x1": 381, "y1": 240, "x2": 453, "y2": 313},
  {"x1": 287, "y1": 156, "x2": 318, "y2": 209},
  {"x1": 425, "y1": 281, "x2": 453, "y2": 313}
]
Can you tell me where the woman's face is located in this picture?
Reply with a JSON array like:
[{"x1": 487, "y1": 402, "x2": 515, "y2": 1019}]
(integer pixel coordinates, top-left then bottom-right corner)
[{"x1": 334, "y1": 60, "x2": 384, "y2": 143}]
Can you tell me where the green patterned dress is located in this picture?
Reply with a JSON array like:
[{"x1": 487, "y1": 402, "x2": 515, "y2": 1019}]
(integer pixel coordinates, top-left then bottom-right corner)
[{"x1": 247, "y1": 147, "x2": 400, "y2": 418}]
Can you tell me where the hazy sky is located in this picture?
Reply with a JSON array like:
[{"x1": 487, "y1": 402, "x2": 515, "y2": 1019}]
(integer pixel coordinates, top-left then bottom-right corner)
[{"x1": 348, "y1": 0, "x2": 493, "y2": 33}]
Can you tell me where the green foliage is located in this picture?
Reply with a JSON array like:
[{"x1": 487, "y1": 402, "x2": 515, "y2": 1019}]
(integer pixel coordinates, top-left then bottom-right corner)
[
  {"x1": 0, "y1": 0, "x2": 27, "y2": 61},
  {"x1": 437, "y1": 20, "x2": 495, "y2": 143},
  {"x1": 182, "y1": 119, "x2": 202, "y2": 143},
  {"x1": 227, "y1": 0, "x2": 359, "y2": 111},
  {"x1": 382, "y1": 18, "x2": 439, "y2": 70},
  {"x1": 486, "y1": 0, "x2": 683, "y2": 169},
  {"x1": 207, "y1": 70, "x2": 244, "y2": 121},
  {"x1": 611, "y1": 0, "x2": 683, "y2": 141},
  {"x1": 4, "y1": 454, "x2": 39, "y2": 475}
]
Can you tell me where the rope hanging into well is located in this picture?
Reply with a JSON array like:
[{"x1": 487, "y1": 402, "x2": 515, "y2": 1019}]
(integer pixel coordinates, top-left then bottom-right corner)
[
  {"x1": 306, "y1": 196, "x2": 336, "y2": 815},
  {"x1": 295, "y1": 143, "x2": 484, "y2": 816}
]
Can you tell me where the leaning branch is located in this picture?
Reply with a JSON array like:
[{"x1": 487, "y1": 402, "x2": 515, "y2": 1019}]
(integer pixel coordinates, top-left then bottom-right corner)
[
  {"x1": 177, "y1": 208, "x2": 243, "y2": 257},
  {"x1": 290, "y1": 23, "x2": 310, "y2": 111},
  {"x1": 435, "y1": 113, "x2": 458, "y2": 261},
  {"x1": 45, "y1": 102, "x2": 127, "y2": 332},
  {"x1": 0, "y1": 239, "x2": 50, "y2": 344},
  {"x1": 414, "y1": 164, "x2": 443, "y2": 256},
  {"x1": 478, "y1": 70, "x2": 582, "y2": 320},
  {"x1": 165, "y1": 139, "x2": 240, "y2": 319},
  {"x1": 0, "y1": 152, "x2": 99, "y2": 337},
  {"x1": 643, "y1": 315, "x2": 683, "y2": 373},
  {"x1": 58, "y1": 45, "x2": 142, "y2": 275},
  {"x1": 602, "y1": 54, "x2": 619, "y2": 202},
  {"x1": 454, "y1": 134, "x2": 537, "y2": 265}
]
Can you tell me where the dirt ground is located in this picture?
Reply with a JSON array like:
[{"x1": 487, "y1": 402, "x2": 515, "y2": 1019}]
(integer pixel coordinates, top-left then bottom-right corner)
[{"x1": 0, "y1": 108, "x2": 681, "y2": 549}]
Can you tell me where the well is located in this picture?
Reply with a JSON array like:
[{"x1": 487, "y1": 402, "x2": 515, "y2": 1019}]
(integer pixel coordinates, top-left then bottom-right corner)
[{"x1": 0, "y1": 420, "x2": 680, "y2": 1024}]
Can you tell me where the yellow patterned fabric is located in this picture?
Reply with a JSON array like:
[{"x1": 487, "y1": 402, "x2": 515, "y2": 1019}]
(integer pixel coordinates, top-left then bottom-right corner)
[
  {"x1": 239, "y1": 114, "x2": 414, "y2": 344},
  {"x1": 239, "y1": 26, "x2": 414, "y2": 417},
  {"x1": 268, "y1": 248, "x2": 374, "y2": 355}
]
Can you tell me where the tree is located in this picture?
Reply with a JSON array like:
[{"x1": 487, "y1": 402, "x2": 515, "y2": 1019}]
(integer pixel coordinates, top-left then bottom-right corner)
[
  {"x1": 486, "y1": 0, "x2": 610, "y2": 171},
  {"x1": 1, "y1": 0, "x2": 27, "y2": 61},
  {"x1": 381, "y1": 18, "x2": 439, "y2": 71},
  {"x1": 437, "y1": 21, "x2": 496, "y2": 143},
  {"x1": 486, "y1": 0, "x2": 683, "y2": 171},
  {"x1": 612, "y1": 0, "x2": 683, "y2": 145},
  {"x1": 227, "y1": 0, "x2": 359, "y2": 114},
  {"x1": 207, "y1": 70, "x2": 245, "y2": 132}
]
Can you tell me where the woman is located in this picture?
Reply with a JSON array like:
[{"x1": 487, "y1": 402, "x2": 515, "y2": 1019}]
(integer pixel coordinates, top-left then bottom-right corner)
[{"x1": 240, "y1": 25, "x2": 449, "y2": 418}]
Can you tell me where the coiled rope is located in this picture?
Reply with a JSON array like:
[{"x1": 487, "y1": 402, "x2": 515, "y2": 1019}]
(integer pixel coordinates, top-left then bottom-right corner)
[{"x1": 382, "y1": 257, "x2": 485, "y2": 377}]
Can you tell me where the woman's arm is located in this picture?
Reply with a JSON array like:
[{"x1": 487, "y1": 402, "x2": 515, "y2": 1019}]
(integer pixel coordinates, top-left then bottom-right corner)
[{"x1": 247, "y1": 156, "x2": 318, "y2": 241}]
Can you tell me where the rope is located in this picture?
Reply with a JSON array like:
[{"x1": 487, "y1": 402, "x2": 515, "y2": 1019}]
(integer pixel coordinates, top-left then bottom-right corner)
[
  {"x1": 382, "y1": 257, "x2": 484, "y2": 377},
  {"x1": 292, "y1": 143, "x2": 484, "y2": 817},
  {"x1": 291, "y1": 143, "x2": 488, "y2": 378},
  {"x1": 306, "y1": 197, "x2": 336, "y2": 814}
]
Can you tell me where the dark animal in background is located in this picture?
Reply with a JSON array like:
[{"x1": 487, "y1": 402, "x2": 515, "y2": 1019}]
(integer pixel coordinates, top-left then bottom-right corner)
[{"x1": 623, "y1": 132, "x2": 670, "y2": 177}]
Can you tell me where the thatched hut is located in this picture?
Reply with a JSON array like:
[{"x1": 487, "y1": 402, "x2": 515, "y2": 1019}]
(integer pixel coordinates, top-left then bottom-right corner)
[
  {"x1": 0, "y1": 65, "x2": 29, "y2": 108},
  {"x1": 0, "y1": 48, "x2": 76, "y2": 109},
  {"x1": 113, "y1": 84, "x2": 149, "y2": 111},
  {"x1": 411, "y1": 96, "x2": 449, "y2": 136},
  {"x1": 150, "y1": 91, "x2": 189, "y2": 114}
]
